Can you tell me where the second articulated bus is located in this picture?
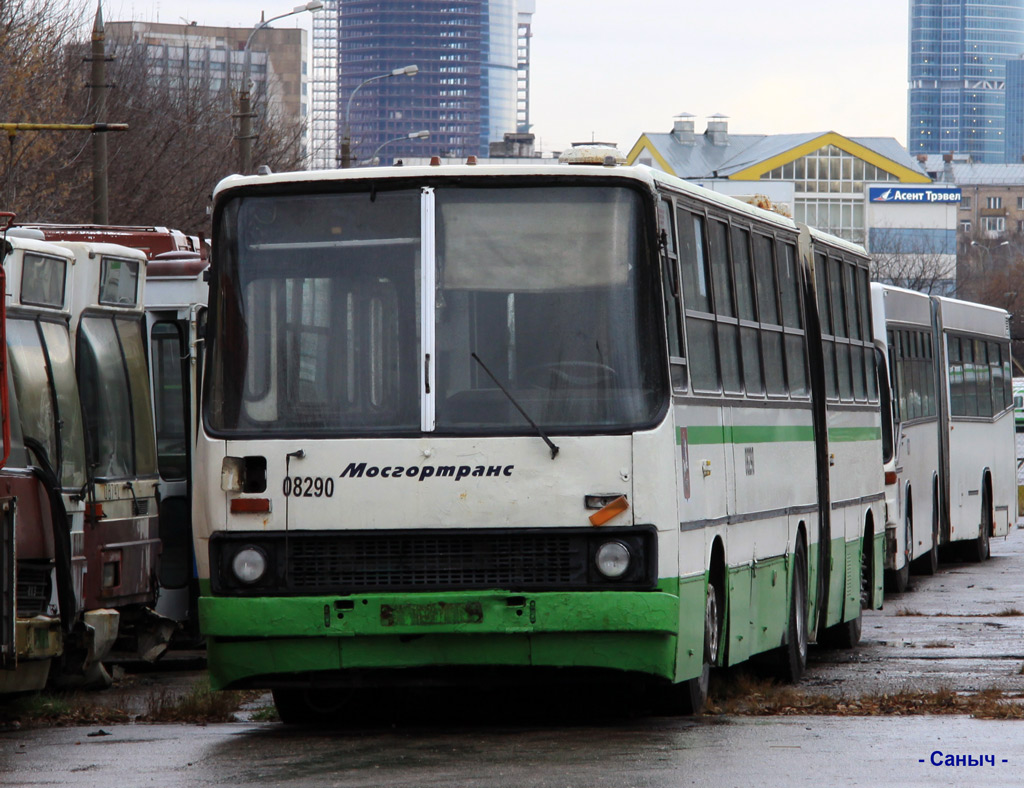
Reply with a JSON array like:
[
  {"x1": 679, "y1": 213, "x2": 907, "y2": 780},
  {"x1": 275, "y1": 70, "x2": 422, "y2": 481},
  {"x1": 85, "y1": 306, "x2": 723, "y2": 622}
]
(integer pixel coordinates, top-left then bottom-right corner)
[
  {"x1": 195, "y1": 155, "x2": 884, "y2": 720},
  {"x1": 872, "y1": 284, "x2": 1016, "y2": 589}
]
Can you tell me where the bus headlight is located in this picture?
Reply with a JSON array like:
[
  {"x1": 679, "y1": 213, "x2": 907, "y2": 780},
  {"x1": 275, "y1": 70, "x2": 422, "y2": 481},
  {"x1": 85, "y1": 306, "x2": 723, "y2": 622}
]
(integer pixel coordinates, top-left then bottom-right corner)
[
  {"x1": 595, "y1": 541, "x2": 631, "y2": 578},
  {"x1": 231, "y1": 546, "x2": 268, "y2": 585}
]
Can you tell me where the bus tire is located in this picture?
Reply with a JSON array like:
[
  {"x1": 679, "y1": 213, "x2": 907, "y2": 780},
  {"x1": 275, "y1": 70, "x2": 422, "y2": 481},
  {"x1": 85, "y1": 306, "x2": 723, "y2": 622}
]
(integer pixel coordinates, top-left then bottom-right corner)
[
  {"x1": 912, "y1": 496, "x2": 939, "y2": 576},
  {"x1": 966, "y1": 486, "x2": 992, "y2": 563},
  {"x1": 272, "y1": 687, "x2": 353, "y2": 725},
  {"x1": 885, "y1": 513, "x2": 911, "y2": 593},
  {"x1": 660, "y1": 580, "x2": 720, "y2": 715},
  {"x1": 773, "y1": 541, "x2": 808, "y2": 683}
]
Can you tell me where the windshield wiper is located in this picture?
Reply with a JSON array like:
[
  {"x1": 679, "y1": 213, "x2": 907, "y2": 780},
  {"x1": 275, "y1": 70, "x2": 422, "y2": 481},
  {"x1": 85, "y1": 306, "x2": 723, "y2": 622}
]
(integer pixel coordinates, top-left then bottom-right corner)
[{"x1": 471, "y1": 352, "x2": 559, "y2": 460}]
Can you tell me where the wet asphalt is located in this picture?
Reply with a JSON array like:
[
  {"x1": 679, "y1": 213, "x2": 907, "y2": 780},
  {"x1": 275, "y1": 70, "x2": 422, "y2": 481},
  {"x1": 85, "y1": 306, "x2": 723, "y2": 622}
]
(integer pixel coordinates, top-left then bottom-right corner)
[{"x1": 2, "y1": 531, "x2": 1023, "y2": 787}]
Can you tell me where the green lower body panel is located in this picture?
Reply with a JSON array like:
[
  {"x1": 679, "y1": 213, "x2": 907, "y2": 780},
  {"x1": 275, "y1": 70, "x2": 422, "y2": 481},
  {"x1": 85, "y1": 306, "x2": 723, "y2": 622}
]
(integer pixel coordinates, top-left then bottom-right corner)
[
  {"x1": 199, "y1": 580, "x2": 703, "y2": 691},
  {"x1": 724, "y1": 530, "x2": 885, "y2": 666}
]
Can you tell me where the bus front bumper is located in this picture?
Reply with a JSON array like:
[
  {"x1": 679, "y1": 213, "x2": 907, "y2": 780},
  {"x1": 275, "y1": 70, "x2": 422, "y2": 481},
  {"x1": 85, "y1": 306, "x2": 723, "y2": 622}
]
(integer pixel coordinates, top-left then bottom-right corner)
[{"x1": 199, "y1": 584, "x2": 697, "y2": 690}]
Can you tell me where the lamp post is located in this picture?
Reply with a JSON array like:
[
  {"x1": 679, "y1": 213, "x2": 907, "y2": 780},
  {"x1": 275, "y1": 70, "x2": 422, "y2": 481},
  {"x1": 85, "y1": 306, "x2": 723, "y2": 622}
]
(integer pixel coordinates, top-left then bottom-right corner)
[
  {"x1": 340, "y1": 64, "x2": 419, "y2": 168},
  {"x1": 237, "y1": 1, "x2": 323, "y2": 174},
  {"x1": 367, "y1": 130, "x2": 430, "y2": 165},
  {"x1": 971, "y1": 240, "x2": 993, "y2": 267}
]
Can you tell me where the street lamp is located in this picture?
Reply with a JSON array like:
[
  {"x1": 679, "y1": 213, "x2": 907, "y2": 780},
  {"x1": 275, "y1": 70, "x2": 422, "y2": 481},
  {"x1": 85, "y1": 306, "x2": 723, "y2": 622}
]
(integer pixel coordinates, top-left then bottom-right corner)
[
  {"x1": 341, "y1": 65, "x2": 419, "y2": 168},
  {"x1": 366, "y1": 130, "x2": 430, "y2": 165},
  {"x1": 971, "y1": 240, "x2": 993, "y2": 266},
  {"x1": 237, "y1": 1, "x2": 323, "y2": 174}
]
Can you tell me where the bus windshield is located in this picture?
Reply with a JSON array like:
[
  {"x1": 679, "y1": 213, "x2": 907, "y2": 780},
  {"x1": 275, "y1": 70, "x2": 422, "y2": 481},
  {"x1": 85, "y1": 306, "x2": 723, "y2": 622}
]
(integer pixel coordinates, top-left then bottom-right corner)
[
  {"x1": 77, "y1": 314, "x2": 158, "y2": 479},
  {"x1": 208, "y1": 183, "x2": 666, "y2": 436},
  {"x1": 7, "y1": 317, "x2": 88, "y2": 488}
]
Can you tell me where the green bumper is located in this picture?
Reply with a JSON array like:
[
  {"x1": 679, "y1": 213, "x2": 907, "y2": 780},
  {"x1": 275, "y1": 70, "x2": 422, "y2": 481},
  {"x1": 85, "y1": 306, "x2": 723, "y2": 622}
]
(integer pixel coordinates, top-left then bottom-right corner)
[{"x1": 199, "y1": 580, "x2": 701, "y2": 690}]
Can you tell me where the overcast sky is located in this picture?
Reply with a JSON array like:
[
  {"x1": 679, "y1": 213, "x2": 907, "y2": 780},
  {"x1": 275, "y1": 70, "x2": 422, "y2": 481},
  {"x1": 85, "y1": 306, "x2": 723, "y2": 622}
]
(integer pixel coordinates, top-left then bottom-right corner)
[{"x1": 105, "y1": 0, "x2": 910, "y2": 153}]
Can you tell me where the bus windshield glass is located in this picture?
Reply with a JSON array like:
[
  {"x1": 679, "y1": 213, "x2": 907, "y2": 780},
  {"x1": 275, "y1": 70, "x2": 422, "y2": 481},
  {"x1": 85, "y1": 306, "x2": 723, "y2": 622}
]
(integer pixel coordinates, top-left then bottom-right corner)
[
  {"x1": 77, "y1": 315, "x2": 158, "y2": 478},
  {"x1": 7, "y1": 317, "x2": 87, "y2": 487},
  {"x1": 208, "y1": 183, "x2": 665, "y2": 436}
]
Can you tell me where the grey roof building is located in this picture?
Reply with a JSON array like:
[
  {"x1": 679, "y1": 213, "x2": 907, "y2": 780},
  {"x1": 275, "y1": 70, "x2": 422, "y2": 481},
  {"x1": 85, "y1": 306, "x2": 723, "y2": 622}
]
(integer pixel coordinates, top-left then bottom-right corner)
[{"x1": 628, "y1": 116, "x2": 931, "y2": 246}]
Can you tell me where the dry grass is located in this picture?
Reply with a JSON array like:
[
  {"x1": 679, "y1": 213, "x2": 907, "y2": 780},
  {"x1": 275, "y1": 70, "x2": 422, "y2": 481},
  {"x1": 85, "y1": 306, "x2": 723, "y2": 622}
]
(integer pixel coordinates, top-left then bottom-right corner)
[
  {"x1": 0, "y1": 693, "x2": 132, "y2": 728},
  {"x1": 140, "y1": 681, "x2": 260, "y2": 723},
  {"x1": 992, "y1": 608, "x2": 1024, "y2": 617},
  {"x1": 893, "y1": 608, "x2": 924, "y2": 616},
  {"x1": 705, "y1": 673, "x2": 1024, "y2": 718},
  {"x1": 1, "y1": 679, "x2": 258, "y2": 728},
  {"x1": 923, "y1": 641, "x2": 953, "y2": 648}
]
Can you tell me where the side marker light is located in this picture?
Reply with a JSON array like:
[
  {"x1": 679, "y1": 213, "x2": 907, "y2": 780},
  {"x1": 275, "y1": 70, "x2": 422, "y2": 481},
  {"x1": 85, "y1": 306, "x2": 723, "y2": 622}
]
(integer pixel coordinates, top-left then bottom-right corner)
[{"x1": 589, "y1": 495, "x2": 629, "y2": 526}]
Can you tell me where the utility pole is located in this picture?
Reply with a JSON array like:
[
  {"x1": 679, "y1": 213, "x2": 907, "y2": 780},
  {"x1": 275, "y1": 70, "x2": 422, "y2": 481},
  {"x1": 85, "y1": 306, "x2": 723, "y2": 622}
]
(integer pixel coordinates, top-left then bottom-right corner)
[{"x1": 89, "y1": 2, "x2": 109, "y2": 223}]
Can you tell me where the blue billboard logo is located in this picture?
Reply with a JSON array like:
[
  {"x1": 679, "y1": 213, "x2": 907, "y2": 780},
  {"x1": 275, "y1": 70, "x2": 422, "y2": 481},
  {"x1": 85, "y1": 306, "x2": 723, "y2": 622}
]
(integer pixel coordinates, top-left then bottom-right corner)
[{"x1": 869, "y1": 186, "x2": 961, "y2": 204}]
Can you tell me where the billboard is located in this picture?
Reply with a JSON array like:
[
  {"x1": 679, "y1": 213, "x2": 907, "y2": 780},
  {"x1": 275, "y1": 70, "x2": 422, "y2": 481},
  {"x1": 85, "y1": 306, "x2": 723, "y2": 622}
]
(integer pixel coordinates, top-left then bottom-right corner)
[{"x1": 868, "y1": 186, "x2": 961, "y2": 204}]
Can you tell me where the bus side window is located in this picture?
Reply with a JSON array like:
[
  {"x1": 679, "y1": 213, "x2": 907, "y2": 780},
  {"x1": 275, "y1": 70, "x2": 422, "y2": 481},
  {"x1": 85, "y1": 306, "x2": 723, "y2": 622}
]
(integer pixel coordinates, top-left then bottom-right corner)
[
  {"x1": 988, "y1": 341, "x2": 1002, "y2": 417},
  {"x1": 710, "y1": 219, "x2": 741, "y2": 393},
  {"x1": 778, "y1": 243, "x2": 808, "y2": 397},
  {"x1": 1002, "y1": 342, "x2": 1013, "y2": 410},
  {"x1": 855, "y1": 266, "x2": 877, "y2": 401},
  {"x1": 678, "y1": 209, "x2": 720, "y2": 392},
  {"x1": 886, "y1": 329, "x2": 899, "y2": 423},
  {"x1": 964, "y1": 339, "x2": 979, "y2": 417},
  {"x1": 829, "y1": 257, "x2": 852, "y2": 401},
  {"x1": 948, "y1": 335, "x2": 964, "y2": 416},
  {"x1": 977, "y1": 340, "x2": 993, "y2": 418},
  {"x1": 815, "y1": 253, "x2": 836, "y2": 399},
  {"x1": 753, "y1": 234, "x2": 785, "y2": 396},
  {"x1": 733, "y1": 226, "x2": 763, "y2": 396},
  {"x1": 658, "y1": 199, "x2": 686, "y2": 391},
  {"x1": 845, "y1": 263, "x2": 867, "y2": 401}
]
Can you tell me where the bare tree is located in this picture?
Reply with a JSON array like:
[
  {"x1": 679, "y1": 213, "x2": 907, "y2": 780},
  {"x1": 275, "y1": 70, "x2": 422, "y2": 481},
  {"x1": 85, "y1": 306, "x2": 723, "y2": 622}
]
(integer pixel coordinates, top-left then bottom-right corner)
[
  {"x1": 868, "y1": 225, "x2": 956, "y2": 295},
  {"x1": 4, "y1": 0, "x2": 309, "y2": 236},
  {"x1": 0, "y1": 0, "x2": 92, "y2": 214},
  {"x1": 957, "y1": 231, "x2": 1024, "y2": 368}
]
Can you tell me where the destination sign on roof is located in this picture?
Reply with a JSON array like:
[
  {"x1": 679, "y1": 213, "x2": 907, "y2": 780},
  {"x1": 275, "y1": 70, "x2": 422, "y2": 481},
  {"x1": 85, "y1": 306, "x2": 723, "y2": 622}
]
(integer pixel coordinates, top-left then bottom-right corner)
[{"x1": 868, "y1": 186, "x2": 961, "y2": 204}]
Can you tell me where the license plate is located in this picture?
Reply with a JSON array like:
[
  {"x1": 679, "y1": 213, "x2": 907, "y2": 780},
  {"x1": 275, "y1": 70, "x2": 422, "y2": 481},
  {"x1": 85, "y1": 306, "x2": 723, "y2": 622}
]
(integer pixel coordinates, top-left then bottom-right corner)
[{"x1": 380, "y1": 601, "x2": 483, "y2": 627}]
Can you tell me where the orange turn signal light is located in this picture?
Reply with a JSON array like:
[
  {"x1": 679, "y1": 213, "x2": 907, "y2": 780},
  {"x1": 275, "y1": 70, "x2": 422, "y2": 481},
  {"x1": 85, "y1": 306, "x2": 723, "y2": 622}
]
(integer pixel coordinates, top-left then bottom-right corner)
[
  {"x1": 589, "y1": 495, "x2": 629, "y2": 526},
  {"x1": 884, "y1": 471, "x2": 898, "y2": 486},
  {"x1": 230, "y1": 497, "x2": 271, "y2": 514}
]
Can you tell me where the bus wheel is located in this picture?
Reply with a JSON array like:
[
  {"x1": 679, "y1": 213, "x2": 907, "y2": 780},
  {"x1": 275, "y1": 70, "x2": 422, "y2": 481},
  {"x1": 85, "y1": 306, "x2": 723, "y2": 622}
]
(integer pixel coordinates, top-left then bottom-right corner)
[
  {"x1": 272, "y1": 687, "x2": 354, "y2": 725},
  {"x1": 773, "y1": 542, "x2": 808, "y2": 683},
  {"x1": 885, "y1": 514, "x2": 910, "y2": 593},
  {"x1": 658, "y1": 580, "x2": 720, "y2": 715},
  {"x1": 967, "y1": 487, "x2": 992, "y2": 563},
  {"x1": 912, "y1": 501, "x2": 939, "y2": 576}
]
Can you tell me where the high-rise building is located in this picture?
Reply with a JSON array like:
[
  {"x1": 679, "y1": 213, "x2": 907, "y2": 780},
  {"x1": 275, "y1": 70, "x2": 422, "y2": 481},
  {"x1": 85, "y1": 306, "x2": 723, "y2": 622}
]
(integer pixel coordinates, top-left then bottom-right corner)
[
  {"x1": 1006, "y1": 56, "x2": 1024, "y2": 163},
  {"x1": 908, "y1": 1, "x2": 1024, "y2": 163},
  {"x1": 310, "y1": 1, "x2": 533, "y2": 168},
  {"x1": 106, "y1": 21, "x2": 310, "y2": 163}
]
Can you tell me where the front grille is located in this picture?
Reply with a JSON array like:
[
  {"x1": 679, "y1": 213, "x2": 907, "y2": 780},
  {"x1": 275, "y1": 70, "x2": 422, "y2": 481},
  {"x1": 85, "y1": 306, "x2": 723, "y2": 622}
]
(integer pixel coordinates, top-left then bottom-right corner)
[
  {"x1": 210, "y1": 527, "x2": 658, "y2": 596},
  {"x1": 133, "y1": 499, "x2": 150, "y2": 516},
  {"x1": 287, "y1": 532, "x2": 579, "y2": 591},
  {"x1": 16, "y1": 561, "x2": 52, "y2": 618}
]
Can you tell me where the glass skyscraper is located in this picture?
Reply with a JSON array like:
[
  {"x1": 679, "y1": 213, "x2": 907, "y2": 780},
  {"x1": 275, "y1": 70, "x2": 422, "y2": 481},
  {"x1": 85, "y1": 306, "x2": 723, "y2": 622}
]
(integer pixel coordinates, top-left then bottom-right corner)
[
  {"x1": 310, "y1": 1, "x2": 530, "y2": 168},
  {"x1": 908, "y1": 0, "x2": 1024, "y2": 163}
]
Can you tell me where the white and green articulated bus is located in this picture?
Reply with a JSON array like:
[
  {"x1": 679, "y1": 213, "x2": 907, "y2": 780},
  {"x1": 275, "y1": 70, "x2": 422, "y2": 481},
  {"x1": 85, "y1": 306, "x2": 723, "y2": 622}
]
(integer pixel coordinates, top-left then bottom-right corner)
[
  {"x1": 871, "y1": 284, "x2": 1016, "y2": 587},
  {"x1": 195, "y1": 154, "x2": 884, "y2": 721},
  {"x1": 932, "y1": 295, "x2": 1016, "y2": 559},
  {"x1": 871, "y1": 283, "x2": 941, "y2": 590}
]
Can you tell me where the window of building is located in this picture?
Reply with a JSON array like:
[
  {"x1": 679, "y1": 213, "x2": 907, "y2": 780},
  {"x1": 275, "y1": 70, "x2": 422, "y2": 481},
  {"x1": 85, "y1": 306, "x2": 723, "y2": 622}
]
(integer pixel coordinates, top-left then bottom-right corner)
[
  {"x1": 961, "y1": 195, "x2": 971, "y2": 209},
  {"x1": 987, "y1": 196, "x2": 1003, "y2": 209},
  {"x1": 961, "y1": 220, "x2": 972, "y2": 233},
  {"x1": 984, "y1": 216, "x2": 1005, "y2": 233}
]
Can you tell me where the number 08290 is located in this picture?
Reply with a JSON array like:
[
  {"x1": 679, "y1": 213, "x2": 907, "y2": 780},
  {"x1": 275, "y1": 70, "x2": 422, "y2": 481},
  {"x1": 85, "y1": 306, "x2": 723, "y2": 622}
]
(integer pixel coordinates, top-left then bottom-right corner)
[{"x1": 282, "y1": 476, "x2": 335, "y2": 497}]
